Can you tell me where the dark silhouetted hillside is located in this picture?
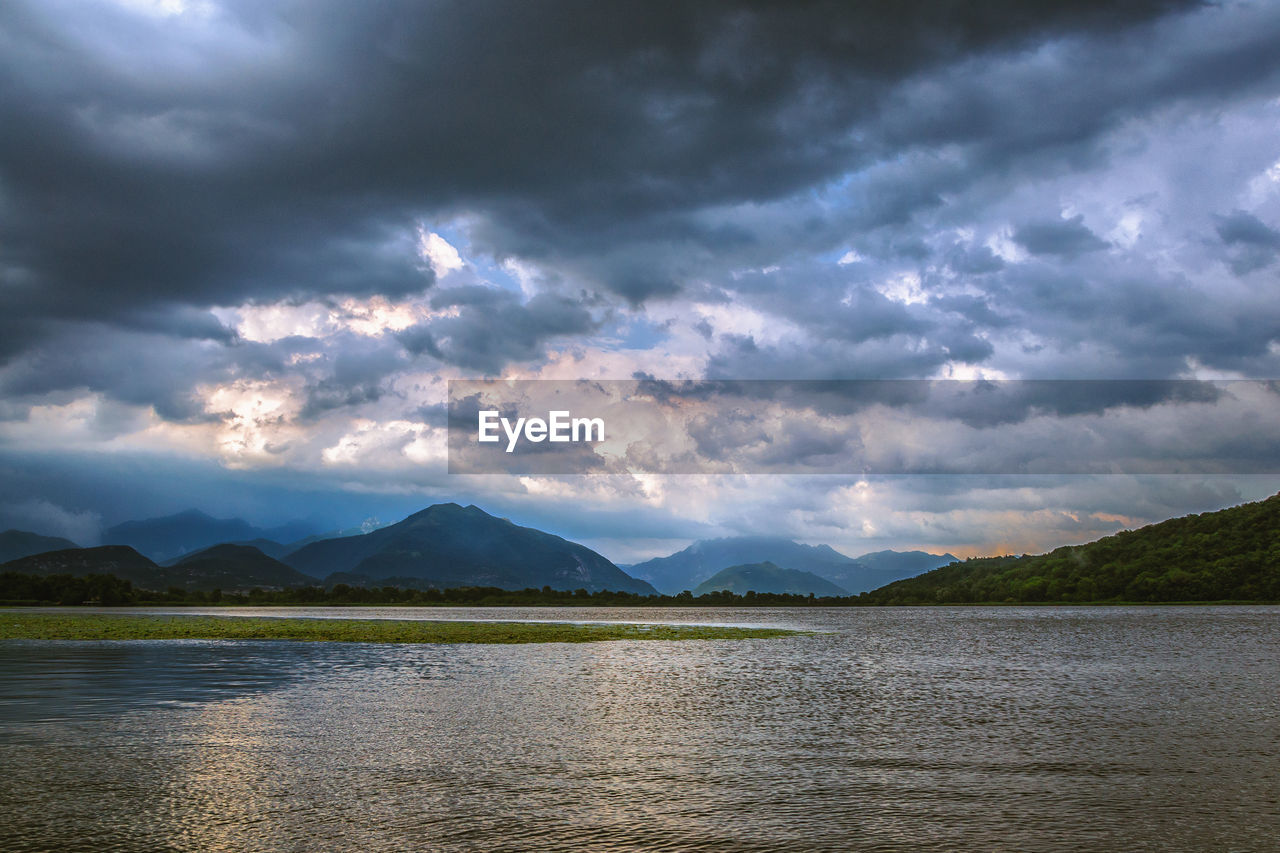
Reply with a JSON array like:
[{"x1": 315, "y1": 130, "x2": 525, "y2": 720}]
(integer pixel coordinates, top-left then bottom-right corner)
[
  {"x1": 285, "y1": 503, "x2": 657, "y2": 594},
  {"x1": 693, "y1": 561, "x2": 849, "y2": 596},
  {"x1": 861, "y1": 493, "x2": 1280, "y2": 604},
  {"x1": 2, "y1": 546, "x2": 167, "y2": 590},
  {"x1": 0, "y1": 530, "x2": 80, "y2": 564},
  {"x1": 168, "y1": 544, "x2": 319, "y2": 591}
]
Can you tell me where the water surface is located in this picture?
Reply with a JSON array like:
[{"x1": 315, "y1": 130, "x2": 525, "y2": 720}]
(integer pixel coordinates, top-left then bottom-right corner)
[{"x1": 2, "y1": 606, "x2": 1278, "y2": 851}]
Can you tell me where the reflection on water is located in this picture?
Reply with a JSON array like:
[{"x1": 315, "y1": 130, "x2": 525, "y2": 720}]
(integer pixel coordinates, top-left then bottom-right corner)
[{"x1": 2, "y1": 606, "x2": 1279, "y2": 852}]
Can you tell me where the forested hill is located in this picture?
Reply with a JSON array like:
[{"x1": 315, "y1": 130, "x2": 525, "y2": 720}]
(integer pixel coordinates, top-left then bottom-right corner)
[{"x1": 860, "y1": 493, "x2": 1280, "y2": 604}]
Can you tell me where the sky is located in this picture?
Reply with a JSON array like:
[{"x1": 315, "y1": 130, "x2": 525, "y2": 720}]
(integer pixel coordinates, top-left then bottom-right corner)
[{"x1": 2, "y1": 0, "x2": 1279, "y2": 562}]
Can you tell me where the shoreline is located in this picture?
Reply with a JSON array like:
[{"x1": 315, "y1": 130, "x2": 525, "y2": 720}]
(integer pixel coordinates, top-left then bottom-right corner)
[{"x1": 3, "y1": 599, "x2": 1278, "y2": 609}]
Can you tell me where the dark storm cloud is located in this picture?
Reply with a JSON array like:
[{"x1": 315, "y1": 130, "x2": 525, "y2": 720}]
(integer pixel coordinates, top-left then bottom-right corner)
[
  {"x1": 0, "y1": 447, "x2": 451, "y2": 531},
  {"x1": 1013, "y1": 215, "x2": 1109, "y2": 257},
  {"x1": 0, "y1": 317, "x2": 414, "y2": 428},
  {"x1": 0, "y1": 323, "x2": 226, "y2": 421},
  {"x1": 681, "y1": 408, "x2": 857, "y2": 468},
  {"x1": 403, "y1": 287, "x2": 598, "y2": 374},
  {"x1": 705, "y1": 333, "x2": 974, "y2": 381},
  {"x1": 0, "y1": 0, "x2": 1200, "y2": 350},
  {"x1": 2, "y1": 0, "x2": 1278, "y2": 445},
  {"x1": 930, "y1": 294, "x2": 1012, "y2": 329},
  {"x1": 634, "y1": 378, "x2": 1227, "y2": 429},
  {"x1": 298, "y1": 338, "x2": 407, "y2": 419},
  {"x1": 1216, "y1": 210, "x2": 1280, "y2": 248},
  {"x1": 1215, "y1": 210, "x2": 1280, "y2": 275},
  {"x1": 943, "y1": 244, "x2": 1005, "y2": 276},
  {"x1": 978, "y1": 248, "x2": 1280, "y2": 376}
]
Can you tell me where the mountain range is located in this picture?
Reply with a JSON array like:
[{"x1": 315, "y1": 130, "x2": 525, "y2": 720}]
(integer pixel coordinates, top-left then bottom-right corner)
[
  {"x1": 4, "y1": 505, "x2": 953, "y2": 597},
  {"x1": 4, "y1": 494, "x2": 1277, "y2": 601},
  {"x1": 626, "y1": 536, "x2": 956, "y2": 595},
  {"x1": 284, "y1": 503, "x2": 657, "y2": 594},
  {"x1": 102, "y1": 510, "x2": 322, "y2": 563},
  {"x1": 1, "y1": 543, "x2": 320, "y2": 592},
  {"x1": 823, "y1": 550, "x2": 961, "y2": 593},
  {"x1": 2, "y1": 503, "x2": 658, "y2": 595},
  {"x1": 627, "y1": 536, "x2": 864, "y2": 594}
]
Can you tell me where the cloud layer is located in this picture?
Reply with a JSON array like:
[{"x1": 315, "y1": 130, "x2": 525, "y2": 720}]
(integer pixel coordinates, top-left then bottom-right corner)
[{"x1": 2, "y1": 0, "x2": 1279, "y2": 556}]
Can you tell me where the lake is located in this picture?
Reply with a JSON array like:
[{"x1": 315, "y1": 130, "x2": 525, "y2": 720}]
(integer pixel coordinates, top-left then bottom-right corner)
[{"x1": 2, "y1": 606, "x2": 1278, "y2": 852}]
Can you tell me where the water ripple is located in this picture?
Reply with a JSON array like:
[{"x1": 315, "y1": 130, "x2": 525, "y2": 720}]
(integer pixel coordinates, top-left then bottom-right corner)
[{"x1": 2, "y1": 606, "x2": 1279, "y2": 851}]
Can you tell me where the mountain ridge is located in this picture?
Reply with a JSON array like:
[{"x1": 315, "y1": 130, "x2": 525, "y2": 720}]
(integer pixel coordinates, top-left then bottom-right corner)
[
  {"x1": 0, "y1": 530, "x2": 81, "y2": 564},
  {"x1": 693, "y1": 561, "x2": 850, "y2": 596},
  {"x1": 167, "y1": 544, "x2": 320, "y2": 590},
  {"x1": 859, "y1": 493, "x2": 1280, "y2": 603},
  {"x1": 285, "y1": 503, "x2": 658, "y2": 594},
  {"x1": 627, "y1": 535, "x2": 864, "y2": 594},
  {"x1": 627, "y1": 536, "x2": 956, "y2": 594},
  {"x1": 1, "y1": 546, "x2": 170, "y2": 590},
  {"x1": 822, "y1": 549, "x2": 960, "y2": 594},
  {"x1": 103, "y1": 510, "x2": 321, "y2": 562},
  {"x1": 0, "y1": 543, "x2": 320, "y2": 592}
]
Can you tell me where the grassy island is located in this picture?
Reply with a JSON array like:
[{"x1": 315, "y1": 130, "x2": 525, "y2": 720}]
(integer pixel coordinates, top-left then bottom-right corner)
[{"x1": 0, "y1": 612, "x2": 798, "y2": 644}]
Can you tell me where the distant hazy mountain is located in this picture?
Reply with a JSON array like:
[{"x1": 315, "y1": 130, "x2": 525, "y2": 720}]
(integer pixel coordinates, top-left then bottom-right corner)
[
  {"x1": 231, "y1": 524, "x2": 380, "y2": 561},
  {"x1": 627, "y1": 536, "x2": 866, "y2": 594},
  {"x1": 825, "y1": 550, "x2": 960, "y2": 594},
  {"x1": 2, "y1": 546, "x2": 169, "y2": 590},
  {"x1": 103, "y1": 510, "x2": 320, "y2": 562},
  {"x1": 167, "y1": 544, "x2": 319, "y2": 591},
  {"x1": 285, "y1": 503, "x2": 658, "y2": 594},
  {"x1": 273, "y1": 519, "x2": 388, "y2": 553},
  {"x1": 0, "y1": 530, "x2": 80, "y2": 564},
  {"x1": 694, "y1": 562, "x2": 849, "y2": 596},
  {"x1": 221, "y1": 538, "x2": 296, "y2": 561},
  {"x1": 627, "y1": 536, "x2": 958, "y2": 594}
]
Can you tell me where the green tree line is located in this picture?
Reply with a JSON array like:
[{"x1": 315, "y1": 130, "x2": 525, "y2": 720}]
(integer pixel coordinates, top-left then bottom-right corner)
[
  {"x1": 861, "y1": 493, "x2": 1280, "y2": 604},
  {"x1": 0, "y1": 573, "x2": 855, "y2": 607}
]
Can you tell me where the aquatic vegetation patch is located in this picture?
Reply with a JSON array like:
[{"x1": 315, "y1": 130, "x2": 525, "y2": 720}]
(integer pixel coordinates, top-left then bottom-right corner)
[{"x1": 0, "y1": 612, "x2": 799, "y2": 644}]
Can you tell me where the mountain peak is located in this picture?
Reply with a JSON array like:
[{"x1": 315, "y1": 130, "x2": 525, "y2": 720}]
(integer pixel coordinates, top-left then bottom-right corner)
[
  {"x1": 629, "y1": 536, "x2": 861, "y2": 594},
  {"x1": 404, "y1": 502, "x2": 487, "y2": 519},
  {"x1": 694, "y1": 561, "x2": 849, "y2": 596},
  {"x1": 283, "y1": 504, "x2": 655, "y2": 594}
]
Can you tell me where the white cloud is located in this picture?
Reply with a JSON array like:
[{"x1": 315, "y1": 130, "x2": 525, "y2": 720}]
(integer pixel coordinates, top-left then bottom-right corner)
[
  {"x1": 216, "y1": 295, "x2": 444, "y2": 343},
  {"x1": 986, "y1": 228, "x2": 1030, "y2": 264},
  {"x1": 419, "y1": 229, "x2": 465, "y2": 278},
  {"x1": 871, "y1": 271, "x2": 926, "y2": 306},
  {"x1": 321, "y1": 419, "x2": 443, "y2": 468},
  {"x1": 201, "y1": 378, "x2": 304, "y2": 466}
]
